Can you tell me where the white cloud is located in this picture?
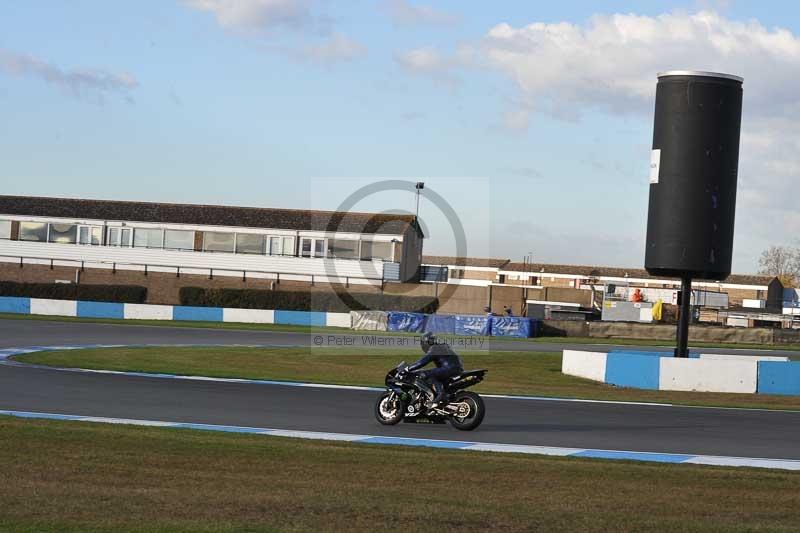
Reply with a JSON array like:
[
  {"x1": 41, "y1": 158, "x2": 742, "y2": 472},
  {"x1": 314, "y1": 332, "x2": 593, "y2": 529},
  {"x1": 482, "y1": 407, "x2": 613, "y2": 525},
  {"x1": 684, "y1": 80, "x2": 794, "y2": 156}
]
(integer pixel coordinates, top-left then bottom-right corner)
[
  {"x1": 185, "y1": 0, "x2": 366, "y2": 65},
  {"x1": 395, "y1": 46, "x2": 460, "y2": 87},
  {"x1": 384, "y1": 0, "x2": 459, "y2": 27},
  {"x1": 396, "y1": 10, "x2": 800, "y2": 269},
  {"x1": 297, "y1": 33, "x2": 367, "y2": 64},
  {"x1": 185, "y1": 0, "x2": 316, "y2": 32},
  {"x1": 0, "y1": 48, "x2": 137, "y2": 103}
]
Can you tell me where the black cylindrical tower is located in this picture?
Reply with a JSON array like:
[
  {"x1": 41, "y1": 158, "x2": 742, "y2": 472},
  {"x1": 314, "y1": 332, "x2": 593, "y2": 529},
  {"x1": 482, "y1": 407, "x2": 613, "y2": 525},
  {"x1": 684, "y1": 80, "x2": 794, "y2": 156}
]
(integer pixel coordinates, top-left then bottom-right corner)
[{"x1": 645, "y1": 70, "x2": 743, "y2": 281}]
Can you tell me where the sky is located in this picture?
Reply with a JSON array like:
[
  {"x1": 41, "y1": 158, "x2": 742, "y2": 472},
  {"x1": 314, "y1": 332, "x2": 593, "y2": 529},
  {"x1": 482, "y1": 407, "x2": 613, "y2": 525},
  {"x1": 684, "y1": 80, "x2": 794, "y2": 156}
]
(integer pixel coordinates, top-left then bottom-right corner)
[{"x1": 1, "y1": 1, "x2": 799, "y2": 274}]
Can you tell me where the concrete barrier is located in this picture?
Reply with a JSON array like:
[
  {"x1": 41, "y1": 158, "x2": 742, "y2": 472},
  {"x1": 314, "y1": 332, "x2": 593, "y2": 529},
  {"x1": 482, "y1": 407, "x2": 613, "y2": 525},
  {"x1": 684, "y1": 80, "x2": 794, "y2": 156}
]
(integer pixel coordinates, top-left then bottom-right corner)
[
  {"x1": 29, "y1": 298, "x2": 77, "y2": 317},
  {"x1": 173, "y1": 306, "x2": 224, "y2": 322},
  {"x1": 562, "y1": 349, "x2": 793, "y2": 395},
  {"x1": 0, "y1": 296, "x2": 30, "y2": 314},
  {"x1": 124, "y1": 303, "x2": 173, "y2": 321},
  {"x1": 223, "y1": 308, "x2": 274, "y2": 324},
  {"x1": 274, "y1": 310, "x2": 327, "y2": 327},
  {"x1": 696, "y1": 353, "x2": 789, "y2": 363},
  {"x1": 325, "y1": 312, "x2": 351, "y2": 328},
  {"x1": 758, "y1": 361, "x2": 800, "y2": 395},
  {"x1": 561, "y1": 350, "x2": 607, "y2": 382},
  {"x1": 605, "y1": 352, "x2": 660, "y2": 390},
  {"x1": 659, "y1": 357, "x2": 757, "y2": 393},
  {"x1": 77, "y1": 301, "x2": 124, "y2": 319}
]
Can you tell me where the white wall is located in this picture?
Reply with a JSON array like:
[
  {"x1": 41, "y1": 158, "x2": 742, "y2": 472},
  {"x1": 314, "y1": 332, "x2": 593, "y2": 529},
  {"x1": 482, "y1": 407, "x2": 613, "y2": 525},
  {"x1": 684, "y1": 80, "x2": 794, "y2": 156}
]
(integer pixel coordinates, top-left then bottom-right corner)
[
  {"x1": 0, "y1": 240, "x2": 385, "y2": 284},
  {"x1": 562, "y1": 350, "x2": 607, "y2": 382},
  {"x1": 659, "y1": 358, "x2": 757, "y2": 393},
  {"x1": 326, "y1": 312, "x2": 351, "y2": 328},
  {"x1": 698, "y1": 353, "x2": 789, "y2": 363},
  {"x1": 29, "y1": 298, "x2": 77, "y2": 317},
  {"x1": 124, "y1": 304, "x2": 173, "y2": 321},
  {"x1": 223, "y1": 308, "x2": 274, "y2": 324}
]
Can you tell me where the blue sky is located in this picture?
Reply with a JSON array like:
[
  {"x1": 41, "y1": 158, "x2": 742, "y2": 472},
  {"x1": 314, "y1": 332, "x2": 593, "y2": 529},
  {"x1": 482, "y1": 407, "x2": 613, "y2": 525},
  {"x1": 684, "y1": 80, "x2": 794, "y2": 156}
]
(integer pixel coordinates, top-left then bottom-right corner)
[{"x1": 2, "y1": 1, "x2": 799, "y2": 273}]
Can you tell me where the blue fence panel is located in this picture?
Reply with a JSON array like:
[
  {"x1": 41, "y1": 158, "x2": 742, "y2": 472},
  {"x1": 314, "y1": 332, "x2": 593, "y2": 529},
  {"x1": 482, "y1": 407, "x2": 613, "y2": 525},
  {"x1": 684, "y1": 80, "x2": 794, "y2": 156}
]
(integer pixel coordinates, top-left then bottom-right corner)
[
  {"x1": 77, "y1": 301, "x2": 124, "y2": 319},
  {"x1": 491, "y1": 317, "x2": 535, "y2": 338},
  {"x1": 424, "y1": 314, "x2": 455, "y2": 335},
  {"x1": 605, "y1": 353, "x2": 661, "y2": 390},
  {"x1": 274, "y1": 310, "x2": 327, "y2": 327},
  {"x1": 387, "y1": 312, "x2": 426, "y2": 332},
  {"x1": 758, "y1": 361, "x2": 800, "y2": 396},
  {"x1": 0, "y1": 296, "x2": 31, "y2": 314},
  {"x1": 172, "y1": 306, "x2": 224, "y2": 322},
  {"x1": 453, "y1": 315, "x2": 490, "y2": 336}
]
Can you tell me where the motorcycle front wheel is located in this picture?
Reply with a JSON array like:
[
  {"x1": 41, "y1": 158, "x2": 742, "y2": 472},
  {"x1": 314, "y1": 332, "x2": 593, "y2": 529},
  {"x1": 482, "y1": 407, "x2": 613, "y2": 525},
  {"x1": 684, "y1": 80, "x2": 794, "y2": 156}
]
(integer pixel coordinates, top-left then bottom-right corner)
[
  {"x1": 449, "y1": 391, "x2": 485, "y2": 431},
  {"x1": 374, "y1": 391, "x2": 404, "y2": 425}
]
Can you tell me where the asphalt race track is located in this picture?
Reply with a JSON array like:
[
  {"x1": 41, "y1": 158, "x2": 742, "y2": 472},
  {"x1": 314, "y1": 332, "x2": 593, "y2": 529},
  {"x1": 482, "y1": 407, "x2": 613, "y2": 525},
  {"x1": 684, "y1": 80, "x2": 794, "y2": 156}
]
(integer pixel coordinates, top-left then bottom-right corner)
[{"x1": 2, "y1": 318, "x2": 800, "y2": 460}]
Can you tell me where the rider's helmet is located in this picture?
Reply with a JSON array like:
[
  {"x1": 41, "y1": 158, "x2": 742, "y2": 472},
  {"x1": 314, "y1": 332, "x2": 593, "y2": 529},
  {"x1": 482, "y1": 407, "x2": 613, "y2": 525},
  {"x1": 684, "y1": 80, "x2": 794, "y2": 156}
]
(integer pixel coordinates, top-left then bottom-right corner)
[{"x1": 420, "y1": 332, "x2": 436, "y2": 353}]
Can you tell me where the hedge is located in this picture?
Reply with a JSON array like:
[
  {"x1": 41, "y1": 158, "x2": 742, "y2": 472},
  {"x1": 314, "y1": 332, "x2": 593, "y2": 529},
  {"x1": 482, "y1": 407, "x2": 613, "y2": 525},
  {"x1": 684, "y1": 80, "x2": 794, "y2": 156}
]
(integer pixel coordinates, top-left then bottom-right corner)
[
  {"x1": 179, "y1": 287, "x2": 439, "y2": 314},
  {"x1": 0, "y1": 281, "x2": 147, "y2": 304}
]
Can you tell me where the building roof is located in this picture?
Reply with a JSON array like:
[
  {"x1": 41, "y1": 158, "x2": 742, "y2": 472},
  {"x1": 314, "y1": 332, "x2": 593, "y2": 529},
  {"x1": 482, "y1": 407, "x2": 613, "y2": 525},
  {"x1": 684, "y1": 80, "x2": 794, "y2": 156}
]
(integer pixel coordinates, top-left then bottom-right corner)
[
  {"x1": 0, "y1": 195, "x2": 421, "y2": 236},
  {"x1": 422, "y1": 255, "x2": 511, "y2": 268},
  {"x1": 503, "y1": 262, "x2": 774, "y2": 286}
]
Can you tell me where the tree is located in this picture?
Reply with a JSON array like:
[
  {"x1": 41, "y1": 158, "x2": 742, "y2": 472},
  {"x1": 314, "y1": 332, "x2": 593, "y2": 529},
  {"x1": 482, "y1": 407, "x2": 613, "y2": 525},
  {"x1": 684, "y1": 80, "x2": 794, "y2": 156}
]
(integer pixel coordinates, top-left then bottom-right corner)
[{"x1": 758, "y1": 245, "x2": 800, "y2": 287}]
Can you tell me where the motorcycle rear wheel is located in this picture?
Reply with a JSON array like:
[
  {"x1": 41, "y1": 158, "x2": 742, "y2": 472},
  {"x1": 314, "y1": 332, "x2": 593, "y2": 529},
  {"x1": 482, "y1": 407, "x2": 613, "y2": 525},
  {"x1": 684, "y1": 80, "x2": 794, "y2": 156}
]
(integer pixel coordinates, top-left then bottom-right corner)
[
  {"x1": 374, "y1": 392, "x2": 404, "y2": 425},
  {"x1": 449, "y1": 391, "x2": 485, "y2": 431}
]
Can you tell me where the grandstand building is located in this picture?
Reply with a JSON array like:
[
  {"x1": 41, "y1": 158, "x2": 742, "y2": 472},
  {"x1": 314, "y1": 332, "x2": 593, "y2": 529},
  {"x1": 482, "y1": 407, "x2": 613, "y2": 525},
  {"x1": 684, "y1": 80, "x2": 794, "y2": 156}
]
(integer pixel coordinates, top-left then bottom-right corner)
[{"x1": 0, "y1": 196, "x2": 424, "y2": 300}]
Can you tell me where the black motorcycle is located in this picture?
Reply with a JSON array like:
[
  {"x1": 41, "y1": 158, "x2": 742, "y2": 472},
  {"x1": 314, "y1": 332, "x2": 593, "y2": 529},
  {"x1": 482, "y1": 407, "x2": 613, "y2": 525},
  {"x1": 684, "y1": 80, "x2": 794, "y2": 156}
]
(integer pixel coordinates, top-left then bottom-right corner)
[{"x1": 374, "y1": 362, "x2": 487, "y2": 431}]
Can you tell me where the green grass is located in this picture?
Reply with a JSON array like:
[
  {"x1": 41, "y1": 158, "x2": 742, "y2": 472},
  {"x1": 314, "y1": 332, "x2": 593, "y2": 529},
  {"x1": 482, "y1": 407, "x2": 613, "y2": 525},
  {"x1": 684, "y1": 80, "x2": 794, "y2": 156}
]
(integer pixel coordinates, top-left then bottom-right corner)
[
  {"x1": 4, "y1": 311, "x2": 800, "y2": 352},
  {"x1": 17, "y1": 346, "x2": 800, "y2": 410},
  {"x1": 2, "y1": 416, "x2": 800, "y2": 532}
]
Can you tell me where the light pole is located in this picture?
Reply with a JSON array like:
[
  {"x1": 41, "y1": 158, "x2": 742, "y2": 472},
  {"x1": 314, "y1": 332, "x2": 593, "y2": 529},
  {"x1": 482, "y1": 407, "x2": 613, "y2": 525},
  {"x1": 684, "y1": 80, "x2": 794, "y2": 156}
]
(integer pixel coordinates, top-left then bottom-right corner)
[{"x1": 415, "y1": 181, "x2": 425, "y2": 220}]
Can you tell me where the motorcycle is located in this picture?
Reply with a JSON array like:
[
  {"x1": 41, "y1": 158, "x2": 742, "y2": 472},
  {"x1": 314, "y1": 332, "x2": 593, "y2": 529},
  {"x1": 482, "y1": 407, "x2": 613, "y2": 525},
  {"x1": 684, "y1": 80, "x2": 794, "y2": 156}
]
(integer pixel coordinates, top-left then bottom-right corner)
[{"x1": 374, "y1": 361, "x2": 487, "y2": 431}]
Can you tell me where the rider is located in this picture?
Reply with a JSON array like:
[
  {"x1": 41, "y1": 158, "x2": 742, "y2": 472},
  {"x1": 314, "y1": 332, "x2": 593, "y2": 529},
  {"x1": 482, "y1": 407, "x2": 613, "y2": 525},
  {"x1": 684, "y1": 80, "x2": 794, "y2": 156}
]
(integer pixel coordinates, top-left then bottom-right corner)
[{"x1": 406, "y1": 332, "x2": 463, "y2": 408}]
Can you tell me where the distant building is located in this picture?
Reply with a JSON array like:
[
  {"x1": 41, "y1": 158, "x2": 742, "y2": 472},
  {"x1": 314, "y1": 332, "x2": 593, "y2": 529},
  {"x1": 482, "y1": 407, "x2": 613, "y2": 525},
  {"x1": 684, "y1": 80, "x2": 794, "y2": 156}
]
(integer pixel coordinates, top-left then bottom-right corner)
[
  {"x1": 421, "y1": 257, "x2": 772, "y2": 306},
  {"x1": 0, "y1": 195, "x2": 424, "y2": 288}
]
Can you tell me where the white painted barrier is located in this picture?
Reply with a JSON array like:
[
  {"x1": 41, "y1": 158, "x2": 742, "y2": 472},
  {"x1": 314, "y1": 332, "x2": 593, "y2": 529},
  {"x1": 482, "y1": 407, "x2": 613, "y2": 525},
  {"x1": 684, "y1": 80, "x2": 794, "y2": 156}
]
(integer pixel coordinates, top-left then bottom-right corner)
[
  {"x1": 562, "y1": 350, "x2": 607, "y2": 382},
  {"x1": 222, "y1": 308, "x2": 275, "y2": 324},
  {"x1": 124, "y1": 304, "x2": 173, "y2": 321},
  {"x1": 659, "y1": 358, "x2": 758, "y2": 394},
  {"x1": 29, "y1": 298, "x2": 77, "y2": 317},
  {"x1": 326, "y1": 312, "x2": 351, "y2": 328},
  {"x1": 698, "y1": 353, "x2": 789, "y2": 363}
]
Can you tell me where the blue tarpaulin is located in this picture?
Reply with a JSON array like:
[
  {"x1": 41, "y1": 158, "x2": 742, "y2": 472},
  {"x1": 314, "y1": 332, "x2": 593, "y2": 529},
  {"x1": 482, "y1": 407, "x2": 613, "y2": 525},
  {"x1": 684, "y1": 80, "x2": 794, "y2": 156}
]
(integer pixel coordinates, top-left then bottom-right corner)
[
  {"x1": 384, "y1": 312, "x2": 541, "y2": 338},
  {"x1": 491, "y1": 317, "x2": 541, "y2": 338},
  {"x1": 424, "y1": 314, "x2": 455, "y2": 334},
  {"x1": 387, "y1": 312, "x2": 426, "y2": 333},
  {"x1": 454, "y1": 315, "x2": 491, "y2": 336}
]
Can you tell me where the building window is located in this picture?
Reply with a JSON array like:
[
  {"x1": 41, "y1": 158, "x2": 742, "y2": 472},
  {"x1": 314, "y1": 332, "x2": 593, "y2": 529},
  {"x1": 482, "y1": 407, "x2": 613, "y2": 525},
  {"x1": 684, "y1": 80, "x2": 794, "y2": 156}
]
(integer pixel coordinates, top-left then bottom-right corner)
[
  {"x1": 236, "y1": 234, "x2": 266, "y2": 255},
  {"x1": 283, "y1": 237, "x2": 294, "y2": 256},
  {"x1": 267, "y1": 236, "x2": 294, "y2": 256},
  {"x1": 327, "y1": 239, "x2": 359, "y2": 259},
  {"x1": 300, "y1": 238, "x2": 325, "y2": 258},
  {"x1": 18, "y1": 222, "x2": 48, "y2": 242},
  {"x1": 78, "y1": 225, "x2": 102, "y2": 245},
  {"x1": 164, "y1": 229, "x2": 194, "y2": 251},
  {"x1": 107, "y1": 227, "x2": 133, "y2": 247},
  {"x1": 0, "y1": 220, "x2": 10, "y2": 239},
  {"x1": 360, "y1": 241, "x2": 392, "y2": 261},
  {"x1": 47, "y1": 223, "x2": 78, "y2": 244},
  {"x1": 203, "y1": 231, "x2": 235, "y2": 253},
  {"x1": 133, "y1": 228, "x2": 164, "y2": 249}
]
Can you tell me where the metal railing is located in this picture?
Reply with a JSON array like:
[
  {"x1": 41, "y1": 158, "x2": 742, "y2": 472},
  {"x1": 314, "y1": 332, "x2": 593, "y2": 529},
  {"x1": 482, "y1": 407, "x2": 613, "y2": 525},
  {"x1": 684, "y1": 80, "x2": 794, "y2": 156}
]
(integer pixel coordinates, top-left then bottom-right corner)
[{"x1": 0, "y1": 253, "x2": 387, "y2": 288}]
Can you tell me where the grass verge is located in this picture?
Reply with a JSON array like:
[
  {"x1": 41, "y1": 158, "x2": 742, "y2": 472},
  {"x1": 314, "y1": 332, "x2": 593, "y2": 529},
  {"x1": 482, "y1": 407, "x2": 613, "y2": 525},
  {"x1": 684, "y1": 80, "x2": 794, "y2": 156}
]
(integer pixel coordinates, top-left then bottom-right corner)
[
  {"x1": 17, "y1": 346, "x2": 800, "y2": 410},
  {"x1": 3, "y1": 312, "x2": 800, "y2": 352},
  {"x1": 2, "y1": 417, "x2": 800, "y2": 532}
]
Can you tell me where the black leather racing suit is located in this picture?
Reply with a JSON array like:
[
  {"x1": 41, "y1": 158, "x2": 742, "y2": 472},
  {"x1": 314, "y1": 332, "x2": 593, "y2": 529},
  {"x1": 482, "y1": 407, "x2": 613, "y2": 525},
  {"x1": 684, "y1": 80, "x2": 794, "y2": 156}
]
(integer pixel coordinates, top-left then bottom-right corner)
[{"x1": 407, "y1": 344, "x2": 464, "y2": 404}]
